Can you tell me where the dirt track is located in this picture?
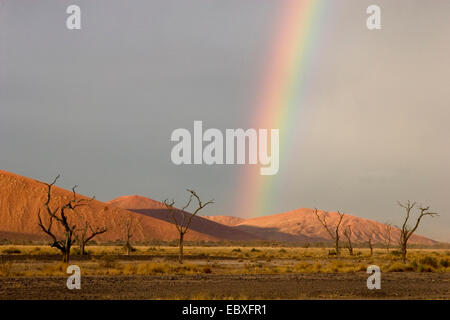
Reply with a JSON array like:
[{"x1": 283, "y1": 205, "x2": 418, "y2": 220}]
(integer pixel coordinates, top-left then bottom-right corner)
[{"x1": 0, "y1": 273, "x2": 448, "y2": 300}]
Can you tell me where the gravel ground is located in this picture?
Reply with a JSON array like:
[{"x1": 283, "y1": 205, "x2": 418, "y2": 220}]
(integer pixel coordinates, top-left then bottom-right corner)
[{"x1": 0, "y1": 272, "x2": 448, "y2": 300}]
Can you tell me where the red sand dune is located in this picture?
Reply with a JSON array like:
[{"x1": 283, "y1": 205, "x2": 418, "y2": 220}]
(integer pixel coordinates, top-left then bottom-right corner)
[
  {"x1": 0, "y1": 170, "x2": 439, "y2": 245},
  {"x1": 107, "y1": 195, "x2": 165, "y2": 211},
  {"x1": 202, "y1": 216, "x2": 246, "y2": 227},
  {"x1": 0, "y1": 170, "x2": 229, "y2": 242},
  {"x1": 233, "y1": 208, "x2": 437, "y2": 245},
  {"x1": 107, "y1": 196, "x2": 438, "y2": 245},
  {"x1": 106, "y1": 196, "x2": 259, "y2": 241}
]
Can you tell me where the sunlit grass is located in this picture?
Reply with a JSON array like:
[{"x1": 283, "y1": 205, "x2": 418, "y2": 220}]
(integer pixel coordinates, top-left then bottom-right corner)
[{"x1": 0, "y1": 245, "x2": 448, "y2": 277}]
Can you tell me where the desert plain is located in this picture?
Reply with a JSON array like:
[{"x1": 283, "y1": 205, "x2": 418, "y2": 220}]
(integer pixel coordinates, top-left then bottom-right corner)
[
  {"x1": 0, "y1": 170, "x2": 448, "y2": 299},
  {"x1": 0, "y1": 245, "x2": 449, "y2": 299}
]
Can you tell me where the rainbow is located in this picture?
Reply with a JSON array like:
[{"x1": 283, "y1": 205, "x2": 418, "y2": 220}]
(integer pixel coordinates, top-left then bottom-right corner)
[{"x1": 236, "y1": 0, "x2": 326, "y2": 218}]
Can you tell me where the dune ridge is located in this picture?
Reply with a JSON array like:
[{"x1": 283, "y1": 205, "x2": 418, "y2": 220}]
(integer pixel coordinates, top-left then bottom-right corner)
[{"x1": 0, "y1": 170, "x2": 440, "y2": 245}]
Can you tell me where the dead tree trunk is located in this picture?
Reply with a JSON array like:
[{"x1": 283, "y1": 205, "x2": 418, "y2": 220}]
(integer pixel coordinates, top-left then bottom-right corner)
[
  {"x1": 75, "y1": 221, "x2": 107, "y2": 255},
  {"x1": 343, "y1": 226, "x2": 353, "y2": 256},
  {"x1": 179, "y1": 233, "x2": 184, "y2": 261},
  {"x1": 37, "y1": 175, "x2": 94, "y2": 263},
  {"x1": 382, "y1": 223, "x2": 392, "y2": 253},
  {"x1": 314, "y1": 209, "x2": 344, "y2": 256},
  {"x1": 397, "y1": 201, "x2": 438, "y2": 263},
  {"x1": 366, "y1": 233, "x2": 374, "y2": 256},
  {"x1": 164, "y1": 189, "x2": 213, "y2": 264},
  {"x1": 123, "y1": 217, "x2": 134, "y2": 256}
]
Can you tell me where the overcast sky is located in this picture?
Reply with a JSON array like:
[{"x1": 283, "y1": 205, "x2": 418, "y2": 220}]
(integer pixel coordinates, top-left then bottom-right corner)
[{"x1": 1, "y1": 0, "x2": 449, "y2": 242}]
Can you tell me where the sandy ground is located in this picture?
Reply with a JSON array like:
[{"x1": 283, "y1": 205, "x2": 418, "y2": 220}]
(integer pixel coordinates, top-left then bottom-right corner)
[{"x1": 0, "y1": 273, "x2": 448, "y2": 300}]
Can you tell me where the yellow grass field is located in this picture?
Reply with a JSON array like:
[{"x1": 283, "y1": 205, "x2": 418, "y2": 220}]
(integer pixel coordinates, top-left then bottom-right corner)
[{"x1": 1, "y1": 245, "x2": 449, "y2": 277}]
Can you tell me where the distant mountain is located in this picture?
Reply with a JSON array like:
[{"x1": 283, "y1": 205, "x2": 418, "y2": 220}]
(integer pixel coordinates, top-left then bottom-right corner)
[
  {"x1": 107, "y1": 196, "x2": 259, "y2": 241},
  {"x1": 202, "y1": 216, "x2": 246, "y2": 227},
  {"x1": 108, "y1": 196, "x2": 438, "y2": 245},
  {"x1": 107, "y1": 195, "x2": 165, "y2": 211},
  {"x1": 0, "y1": 170, "x2": 242, "y2": 242},
  {"x1": 0, "y1": 170, "x2": 440, "y2": 245},
  {"x1": 232, "y1": 208, "x2": 438, "y2": 245}
]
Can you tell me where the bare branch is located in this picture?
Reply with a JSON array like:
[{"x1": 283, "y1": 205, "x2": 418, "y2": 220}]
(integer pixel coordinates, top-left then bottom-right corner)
[
  {"x1": 314, "y1": 208, "x2": 335, "y2": 240},
  {"x1": 37, "y1": 175, "x2": 95, "y2": 263},
  {"x1": 164, "y1": 199, "x2": 182, "y2": 233},
  {"x1": 397, "y1": 201, "x2": 438, "y2": 262},
  {"x1": 184, "y1": 189, "x2": 213, "y2": 233},
  {"x1": 164, "y1": 189, "x2": 214, "y2": 263},
  {"x1": 315, "y1": 208, "x2": 344, "y2": 256}
]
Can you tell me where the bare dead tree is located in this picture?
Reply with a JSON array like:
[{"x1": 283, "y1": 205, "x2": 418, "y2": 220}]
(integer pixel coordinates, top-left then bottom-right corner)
[
  {"x1": 123, "y1": 216, "x2": 135, "y2": 256},
  {"x1": 314, "y1": 209, "x2": 345, "y2": 256},
  {"x1": 365, "y1": 232, "x2": 374, "y2": 256},
  {"x1": 342, "y1": 225, "x2": 353, "y2": 256},
  {"x1": 397, "y1": 201, "x2": 438, "y2": 263},
  {"x1": 164, "y1": 189, "x2": 213, "y2": 264},
  {"x1": 382, "y1": 223, "x2": 393, "y2": 253},
  {"x1": 37, "y1": 175, "x2": 94, "y2": 263},
  {"x1": 74, "y1": 221, "x2": 107, "y2": 255}
]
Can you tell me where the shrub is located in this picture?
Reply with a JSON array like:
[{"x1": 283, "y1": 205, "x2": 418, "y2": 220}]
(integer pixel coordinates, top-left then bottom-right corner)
[
  {"x1": 250, "y1": 248, "x2": 260, "y2": 253},
  {"x1": 356, "y1": 264, "x2": 367, "y2": 272},
  {"x1": 3, "y1": 248, "x2": 21, "y2": 255},
  {"x1": 293, "y1": 262, "x2": 313, "y2": 272},
  {"x1": 313, "y1": 262, "x2": 322, "y2": 272},
  {"x1": 390, "y1": 250, "x2": 402, "y2": 256},
  {"x1": 123, "y1": 245, "x2": 137, "y2": 253},
  {"x1": 40, "y1": 262, "x2": 67, "y2": 276},
  {"x1": 131, "y1": 263, "x2": 204, "y2": 275},
  {"x1": 387, "y1": 262, "x2": 414, "y2": 272},
  {"x1": 328, "y1": 250, "x2": 337, "y2": 256},
  {"x1": 419, "y1": 256, "x2": 439, "y2": 269},
  {"x1": 137, "y1": 263, "x2": 166, "y2": 275},
  {"x1": 98, "y1": 255, "x2": 118, "y2": 268},
  {"x1": 232, "y1": 248, "x2": 241, "y2": 253},
  {"x1": 122, "y1": 263, "x2": 137, "y2": 274},
  {"x1": 416, "y1": 264, "x2": 434, "y2": 272},
  {"x1": 202, "y1": 266, "x2": 212, "y2": 274},
  {"x1": 439, "y1": 258, "x2": 449, "y2": 268}
]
